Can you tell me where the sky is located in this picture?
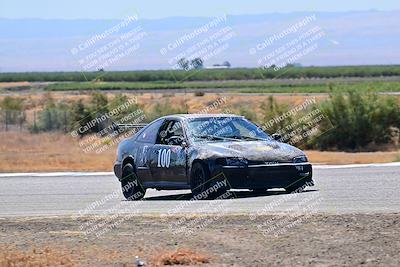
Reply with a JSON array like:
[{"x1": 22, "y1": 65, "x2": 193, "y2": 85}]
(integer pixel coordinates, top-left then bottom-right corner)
[{"x1": 1, "y1": 0, "x2": 399, "y2": 19}]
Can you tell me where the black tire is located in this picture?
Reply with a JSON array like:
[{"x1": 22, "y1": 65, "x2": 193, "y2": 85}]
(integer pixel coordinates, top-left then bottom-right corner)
[
  {"x1": 190, "y1": 162, "x2": 227, "y2": 200},
  {"x1": 190, "y1": 162, "x2": 207, "y2": 198},
  {"x1": 121, "y1": 163, "x2": 146, "y2": 200}
]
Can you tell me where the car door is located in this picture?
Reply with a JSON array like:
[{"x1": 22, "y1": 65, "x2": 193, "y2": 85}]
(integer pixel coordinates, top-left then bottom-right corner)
[
  {"x1": 147, "y1": 119, "x2": 187, "y2": 185},
  {"x1": 135, "y1": 118, "x2": 165, "y2": 183}
]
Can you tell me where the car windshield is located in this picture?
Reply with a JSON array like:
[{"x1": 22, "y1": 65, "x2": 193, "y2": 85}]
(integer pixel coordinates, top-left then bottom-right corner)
[{"x1": 187, "y1": 117, "x2": 270, "y2": 142}]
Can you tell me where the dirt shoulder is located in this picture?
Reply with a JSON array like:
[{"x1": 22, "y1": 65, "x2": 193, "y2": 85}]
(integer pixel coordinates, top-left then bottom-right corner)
[{"x1": 0, "y1": 213, "x2": 399, "y2": 266}]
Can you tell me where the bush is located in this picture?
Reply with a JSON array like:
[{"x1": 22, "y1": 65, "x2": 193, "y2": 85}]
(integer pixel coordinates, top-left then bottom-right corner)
[
  {"x1": 108, "y1": 94, "x2": 143, "y2": 123},
  {"x1": 31, "y1": 97, "x2": 71, "y2": 132},
  {"x1": 194, "y1": 91, "x2": 205, "y2": 97},
  {"x1": 68, "y1": 99, "x2": 93, "y2": 134},
  {"x1": 236, "y1": 106, "x2": 258, "y2": 122},
  {"x1": 259, "y1": 92, "x2": 400, "y2": 150},
  {"x1": 147, "y1": 99, "x2": 187, "y2": 121},
  {"x1": 34, "y1": 107, "x2": 70, "y2": 132},
  {"x1": 261, "y1": 96, "x2": 294, "y2": 135},
  {"x1": 313, "y1": 90, "x2": 400, "y2": 150},
  {"x1": 30, "y1": 92, "x2": 144, "y2": 135},
  {"x1": 0, "y1": 97, "x2": 26, "y2": 130}
]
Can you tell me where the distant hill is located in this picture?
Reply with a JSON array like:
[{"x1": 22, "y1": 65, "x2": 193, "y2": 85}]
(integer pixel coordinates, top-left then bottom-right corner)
[{"x1": 0, "y1": 10, "x2": 399, "y2": 72}]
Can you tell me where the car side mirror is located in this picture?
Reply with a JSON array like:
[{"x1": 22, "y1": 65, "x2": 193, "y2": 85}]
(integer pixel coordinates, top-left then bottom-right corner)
[{"x1": 272, "y1": 133, "x2": 282, "y2": 141}]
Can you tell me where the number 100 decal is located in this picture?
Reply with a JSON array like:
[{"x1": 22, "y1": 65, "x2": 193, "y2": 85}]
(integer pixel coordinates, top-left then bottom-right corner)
[{"x1": 157, "y1": 149, "x2": 171, "y2": 168}]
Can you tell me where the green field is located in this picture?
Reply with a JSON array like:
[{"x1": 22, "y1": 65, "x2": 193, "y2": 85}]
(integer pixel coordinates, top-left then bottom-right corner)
[
  {"x1": 1, "y1": 65, "x2": 400, "y2": 82},
  {"x1": 43, "y1": 80, "x2": 400, "y2": 93}
]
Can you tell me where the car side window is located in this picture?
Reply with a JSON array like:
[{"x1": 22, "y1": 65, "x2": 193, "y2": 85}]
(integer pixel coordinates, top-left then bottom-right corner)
[
  {"x1": 157, "y1": 120, "x2": 184, "y2": 145},
  {"x1": 137, "y1": 119, "x2": 164, "y2": 144}
]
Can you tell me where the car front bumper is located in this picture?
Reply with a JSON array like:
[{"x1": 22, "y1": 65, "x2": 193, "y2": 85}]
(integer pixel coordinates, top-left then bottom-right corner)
[{"x1": 220, "y1": 162, "x2": 313, "y2": 189}]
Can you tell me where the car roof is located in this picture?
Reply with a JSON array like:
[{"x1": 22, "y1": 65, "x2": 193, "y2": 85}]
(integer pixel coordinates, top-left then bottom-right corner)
[{"x1": 161, "y1": 114, "x2": 244, "y2": 121}]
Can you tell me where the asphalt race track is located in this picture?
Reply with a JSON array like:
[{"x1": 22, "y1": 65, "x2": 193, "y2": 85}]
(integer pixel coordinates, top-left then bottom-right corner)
[{"x1": 0, "y1": 164, "x2": 399, "y2": 217}]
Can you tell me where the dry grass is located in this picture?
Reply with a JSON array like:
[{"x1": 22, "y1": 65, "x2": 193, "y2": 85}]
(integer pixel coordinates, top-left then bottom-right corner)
[
  {"x1": 0, "y1": 82, "x2": 31, "y2": 88},
  {"x1": 0, "y1": 244, "x2": 145, "y2": 267},
  {"x1": 0, "y1": 132, "x2": 399, "y2": 172},
  {"x1": 0, "y1": 245, "x2": 75, "y2": 267},
  {"x1": 153, "y1": 248, "x2": 211, "y2": 266},
  {"x1": 0, "y1": 243, "x2": 211, "y2": 267},
  {"x1": 0, "y1": 132, "x2": 115, "y2": 172},
  {"x1": 306, "y1": 150, "x2": 400, "y2": 164}
]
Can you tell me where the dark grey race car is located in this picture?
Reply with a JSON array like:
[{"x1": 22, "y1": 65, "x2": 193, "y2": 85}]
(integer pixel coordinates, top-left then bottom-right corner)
[{"x1": 114, "y1": 114, "x2": 314, "y2": 200}]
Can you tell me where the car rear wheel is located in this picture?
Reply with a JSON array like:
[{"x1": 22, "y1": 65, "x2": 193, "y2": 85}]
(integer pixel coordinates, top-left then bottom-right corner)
[{"x1": 121, "y1": 163, "x2": 146, "y2": 200}]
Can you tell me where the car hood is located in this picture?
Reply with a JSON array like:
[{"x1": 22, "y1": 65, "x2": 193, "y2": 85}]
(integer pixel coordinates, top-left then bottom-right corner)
[{"x1": 194, "y1": 140, "x2": 306, "y2": 163}]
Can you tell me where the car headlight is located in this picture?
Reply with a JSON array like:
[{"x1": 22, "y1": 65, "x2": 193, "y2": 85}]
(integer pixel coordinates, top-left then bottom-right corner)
[
  {"x1": 293, "y1": 155, "x2": 308, "y2": 163},
  {"x1": 216, "y1": 157, "x2": 248, "y2": 166}
]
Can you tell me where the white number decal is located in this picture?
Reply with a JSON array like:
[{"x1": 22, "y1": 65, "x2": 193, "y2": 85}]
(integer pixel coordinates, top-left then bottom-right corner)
[
  {"x1": 165, "y1": 149, "x2": 171, "y2": 168},
  {"x1": 157, "y1": 149, "x2": 171, "y2": 168}
]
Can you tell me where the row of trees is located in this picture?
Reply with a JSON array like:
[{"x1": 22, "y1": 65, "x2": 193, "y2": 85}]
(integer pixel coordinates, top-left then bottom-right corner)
[
  {"x1": 2, "y1": 65, "x2": 400, "y2": 82},
  {"x1": 177, "y1": 57, "x2": 204, "y2": 70},
  {"x1": 177, "y1": 58, "x2": 232, "y2": 70}
]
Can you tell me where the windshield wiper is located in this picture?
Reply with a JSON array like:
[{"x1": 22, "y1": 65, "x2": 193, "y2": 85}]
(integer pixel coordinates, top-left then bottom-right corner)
[
  {"x1": 217, "y1": 135, "x2": 249, "y2": 141},
  {"x1": 193, "y1": 134, "x2": 245, "y2": 141},
  {"x1": 220, "y1": 135, "x2": 270, "y2": 141},
  {"x1": 240, "y1": 136, "x2": 270, "y2": 141},
  {"x1": 192, "y1": 134, "x2": 226, "y2": 141}
]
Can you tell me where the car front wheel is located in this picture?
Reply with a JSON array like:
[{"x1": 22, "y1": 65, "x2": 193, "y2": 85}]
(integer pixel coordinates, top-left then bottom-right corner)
[
  {"x1": 190, "y1": 162, "x2": 227, "y2": 200},
  {"x1": 121, "y1": 163, "x2": 146, "y2": 200}
]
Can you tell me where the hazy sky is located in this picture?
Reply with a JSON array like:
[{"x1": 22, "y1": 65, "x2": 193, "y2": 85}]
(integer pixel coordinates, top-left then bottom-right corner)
[{"x1": 1, "y1": 0, "x2": 399, "y2": 19}]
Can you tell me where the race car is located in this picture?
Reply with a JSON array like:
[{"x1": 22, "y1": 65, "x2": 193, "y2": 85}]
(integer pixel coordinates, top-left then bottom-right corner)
[{"x1": 114, "y1": 114, "x2": 313, "y2": 200}]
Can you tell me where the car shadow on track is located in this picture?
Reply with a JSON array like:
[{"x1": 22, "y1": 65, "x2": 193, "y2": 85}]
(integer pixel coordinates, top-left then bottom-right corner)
[{"x1": 143, "y1": 189, "x2": 318, "y2": 201}]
